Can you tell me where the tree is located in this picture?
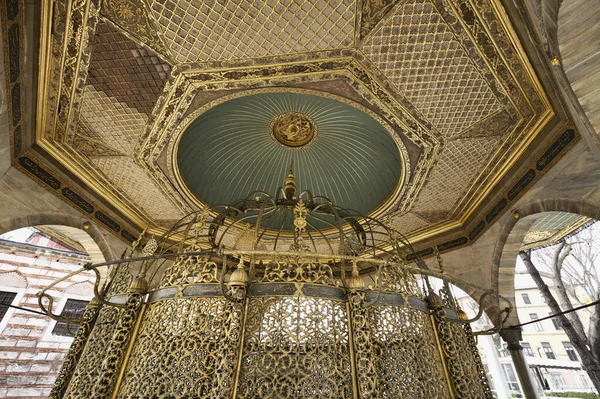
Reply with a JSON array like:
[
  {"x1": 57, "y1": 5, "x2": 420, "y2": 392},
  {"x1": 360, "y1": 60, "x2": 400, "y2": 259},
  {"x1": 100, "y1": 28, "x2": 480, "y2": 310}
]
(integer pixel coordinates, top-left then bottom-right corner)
[{"x1": 519, "y1": 221, "x2": 600, "y2": 392}]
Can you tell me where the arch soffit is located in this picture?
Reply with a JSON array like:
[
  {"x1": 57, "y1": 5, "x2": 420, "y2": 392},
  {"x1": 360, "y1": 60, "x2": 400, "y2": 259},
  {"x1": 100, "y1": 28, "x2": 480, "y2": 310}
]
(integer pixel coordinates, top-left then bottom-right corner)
[
  {"x1": 491, "y1": 198, "x2": 600, "y2": 326},
  {"x1": 0, "y1": 213, "x2": 115, "y2": 263}
]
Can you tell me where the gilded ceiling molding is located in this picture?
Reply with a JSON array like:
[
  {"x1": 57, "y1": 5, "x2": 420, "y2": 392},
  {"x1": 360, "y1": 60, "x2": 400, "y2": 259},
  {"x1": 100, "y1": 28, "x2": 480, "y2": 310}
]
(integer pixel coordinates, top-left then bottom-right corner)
[
  {"x1": 40, "y1": 0, "x2": 102, "y2": 143},
  {"x1": 1, "y1": 0, "x2": 24, "y2": 159},
  {"x1": 100, "y1": 0, "x2": 170, "y2": 58},
  {"x1": 358, "y1": 0, "x2": 401, "y2": 39}
]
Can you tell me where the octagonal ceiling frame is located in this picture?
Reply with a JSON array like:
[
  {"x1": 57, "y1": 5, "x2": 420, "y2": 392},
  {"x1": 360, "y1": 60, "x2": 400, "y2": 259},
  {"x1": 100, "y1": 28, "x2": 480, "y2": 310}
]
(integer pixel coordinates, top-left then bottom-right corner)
[{"x1": 2, "y1": 0, "x2": 571, "y2": 252}]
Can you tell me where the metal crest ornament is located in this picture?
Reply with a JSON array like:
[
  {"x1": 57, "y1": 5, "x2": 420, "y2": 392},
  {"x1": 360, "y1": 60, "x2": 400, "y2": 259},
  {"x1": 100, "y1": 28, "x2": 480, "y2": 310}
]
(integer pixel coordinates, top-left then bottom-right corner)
[
  {"x1": 42, "y1": 169, "x2": 509, "y2": 399},
  {"x1": 270, "y1": 111, "x2": 317, "y2": 148}
]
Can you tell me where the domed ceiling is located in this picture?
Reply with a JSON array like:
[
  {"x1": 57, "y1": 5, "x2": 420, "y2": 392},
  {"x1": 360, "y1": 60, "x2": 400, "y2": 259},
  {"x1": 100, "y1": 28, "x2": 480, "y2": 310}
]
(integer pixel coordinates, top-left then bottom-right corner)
[
  {"x1": 4, "y1": 0, "x2": 575, "y2": 253},
  {"x1": 176, "y1": 92, "x2": 405, "y2": 216}
]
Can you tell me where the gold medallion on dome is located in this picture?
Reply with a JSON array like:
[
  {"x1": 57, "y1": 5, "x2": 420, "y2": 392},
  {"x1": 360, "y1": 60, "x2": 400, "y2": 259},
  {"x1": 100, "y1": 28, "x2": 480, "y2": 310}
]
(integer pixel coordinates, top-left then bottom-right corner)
[{"x1": 270, "y1": 112, "x2": 316, "y2": 148}]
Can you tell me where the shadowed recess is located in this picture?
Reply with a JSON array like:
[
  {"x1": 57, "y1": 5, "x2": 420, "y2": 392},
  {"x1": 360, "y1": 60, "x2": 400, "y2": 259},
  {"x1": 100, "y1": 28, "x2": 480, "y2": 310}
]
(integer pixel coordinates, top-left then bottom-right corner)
[{"x1": 176, "y1": 92, "x2": 403, "y2": 216}]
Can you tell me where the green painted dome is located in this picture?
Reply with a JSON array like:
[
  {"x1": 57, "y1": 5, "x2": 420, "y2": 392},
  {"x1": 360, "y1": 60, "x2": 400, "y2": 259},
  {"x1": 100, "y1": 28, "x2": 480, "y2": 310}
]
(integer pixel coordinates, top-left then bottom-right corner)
[{"x1": 176, "y1": 91, "x2": 404, "y2": 216}]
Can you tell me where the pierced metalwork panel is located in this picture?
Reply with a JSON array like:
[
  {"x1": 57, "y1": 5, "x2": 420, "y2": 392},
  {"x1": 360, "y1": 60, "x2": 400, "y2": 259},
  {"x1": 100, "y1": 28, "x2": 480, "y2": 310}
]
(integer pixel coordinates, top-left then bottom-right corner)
[
  {"x1": 442, "y1": 321, "x2": 493, "y2": 398},
  {"x1": 159, "y1": 256, "x2": 220, "y2": 288},
  {"x1": 148, "y1": 0, "x2": 356, "y2": 63},
  {"x1": 375, "y1": 263, "x2": 422, "y2": 296},
  {"x1": 351, "y1": 298, "x2": 451, "y2": 398},
  {"x1": 260, "y1": 259, "x2": 338, "y2": 286},
  {"x1": 362, "y1": 0, "x2": 502, "y2": 137},
  {"x1": 117, "y1": 297, "x2": 243, "y2": 398},
  {"x1": 63, "y1": 306, "x2": 123, "y2": 398},
  {"x1": 236, "y1": 296, "x2": 352, "y2": 398},
  {"x1": 106, "y1": 263, "x2": 133, "y2": 297}
]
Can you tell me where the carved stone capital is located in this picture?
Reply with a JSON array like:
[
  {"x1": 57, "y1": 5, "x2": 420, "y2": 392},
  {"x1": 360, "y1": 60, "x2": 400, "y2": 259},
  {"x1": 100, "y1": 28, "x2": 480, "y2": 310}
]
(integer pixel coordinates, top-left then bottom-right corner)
[{"x1": 500, "y1": 326, "x2": 523, "y2": 346}]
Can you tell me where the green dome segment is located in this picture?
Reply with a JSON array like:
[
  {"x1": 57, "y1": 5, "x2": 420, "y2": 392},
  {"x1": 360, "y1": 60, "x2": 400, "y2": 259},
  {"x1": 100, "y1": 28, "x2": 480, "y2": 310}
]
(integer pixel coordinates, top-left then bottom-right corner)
[{"x1": 176, "y1": 91, "x2": 404, "y2": 218}]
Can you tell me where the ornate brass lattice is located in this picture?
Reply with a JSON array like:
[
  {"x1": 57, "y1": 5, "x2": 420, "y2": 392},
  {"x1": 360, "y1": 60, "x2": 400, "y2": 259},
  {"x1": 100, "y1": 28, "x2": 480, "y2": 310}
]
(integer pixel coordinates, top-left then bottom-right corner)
[{"x1": 45, "y1": 172, "x2": 502, "y2": 399}]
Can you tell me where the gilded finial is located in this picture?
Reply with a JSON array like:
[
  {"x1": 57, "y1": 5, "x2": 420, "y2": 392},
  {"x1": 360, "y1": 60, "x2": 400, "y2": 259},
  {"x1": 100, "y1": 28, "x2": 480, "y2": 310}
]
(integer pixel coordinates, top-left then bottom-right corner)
[
  {"x1": 284, "y1": 159, "x2": 296, "y2": 200},
  {"x1": 347, "y1": 259, "x2": 366, "y2": 290}
]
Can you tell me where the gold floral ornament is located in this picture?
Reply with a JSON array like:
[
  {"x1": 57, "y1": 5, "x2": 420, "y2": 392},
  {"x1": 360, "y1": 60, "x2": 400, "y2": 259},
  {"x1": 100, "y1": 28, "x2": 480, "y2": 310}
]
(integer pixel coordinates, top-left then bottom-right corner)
[
  {"x1": 270, "y1": 111, "x2": 316, "y2": 148},
  {"x1": 291, "y1": 199, "x2": 310, "y2": 252}
]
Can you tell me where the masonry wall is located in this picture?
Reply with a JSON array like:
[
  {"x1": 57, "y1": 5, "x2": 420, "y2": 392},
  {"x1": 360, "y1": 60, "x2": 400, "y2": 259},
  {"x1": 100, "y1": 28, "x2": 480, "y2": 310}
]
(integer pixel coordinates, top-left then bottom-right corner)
[{"x1": 0, "y1": 243, "x2": 94, "y2": 399}]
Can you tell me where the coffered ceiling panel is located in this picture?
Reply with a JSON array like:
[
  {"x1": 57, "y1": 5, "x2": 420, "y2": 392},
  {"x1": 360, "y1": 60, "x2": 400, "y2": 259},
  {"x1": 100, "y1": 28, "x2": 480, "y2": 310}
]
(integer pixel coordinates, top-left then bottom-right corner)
[
  {"x1": 411, "y1": 136, "x2": 501, "y2": 219},
  {"x1": 148, "y1": 0, "x2": 356, "y2": 63},
  {"x1": 92, "y1": 157, "x2": 185, "y2": 221},
  {"x1": 389, "y1": 212, "x2": 430, "y2": 235},
  {"x1": 87, "y1": 21, "x2": 171, "y2": 116},
  {"x1": 361, "y1": 0, "x2": 502, "y2": 137},
  {"x1": 75, "y1": 85, "x2": 148, "y2": 154}
]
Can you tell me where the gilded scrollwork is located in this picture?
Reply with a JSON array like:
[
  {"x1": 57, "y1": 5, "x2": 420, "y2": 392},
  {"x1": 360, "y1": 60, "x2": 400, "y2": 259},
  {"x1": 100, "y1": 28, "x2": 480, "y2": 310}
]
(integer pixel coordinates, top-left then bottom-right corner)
[
  {"x1": 92, "y1": 294, "x2": 143, "y2": 398},
  {"x1": 159, "y1": 256, "x2": 220, "y2": 288},
  {"x1": 260, "y1": 258, "x2": 337, "y2": 286},
  {"x1": 48, "y1": 300, "x2": 101, "y2": 399},
  {"x1": 360, "y1": 0, "x2": 400, "y2": 39},
  {"x1": 101, "y1": 0, "x2": 168, "y2": 56},
  {"x1": 63, "y1": 305, "x2": 123, "y2": 398},
  {"x1": 105, "y1": 263, "x2": 133, "y2": 297},
  {"x1": 371, "y1": 263, "x2": 421, "y2": 296},
  {"x1": 430, "y1": 296, "x2": 494, "y2": 399}
]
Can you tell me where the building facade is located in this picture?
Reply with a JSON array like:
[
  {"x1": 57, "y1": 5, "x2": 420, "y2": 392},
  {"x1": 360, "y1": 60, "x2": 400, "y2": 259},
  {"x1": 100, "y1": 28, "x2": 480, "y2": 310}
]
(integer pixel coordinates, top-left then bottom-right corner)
[{"x1": 0, "y1": 232, "x2": 93, "y2": 398}]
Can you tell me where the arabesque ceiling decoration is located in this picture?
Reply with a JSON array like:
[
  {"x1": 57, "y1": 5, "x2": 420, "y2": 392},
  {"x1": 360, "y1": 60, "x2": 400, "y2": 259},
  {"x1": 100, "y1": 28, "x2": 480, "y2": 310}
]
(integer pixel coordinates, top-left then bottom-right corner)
[{"x1": 2, "y1": 0, "x2": 577, "y2": 250}]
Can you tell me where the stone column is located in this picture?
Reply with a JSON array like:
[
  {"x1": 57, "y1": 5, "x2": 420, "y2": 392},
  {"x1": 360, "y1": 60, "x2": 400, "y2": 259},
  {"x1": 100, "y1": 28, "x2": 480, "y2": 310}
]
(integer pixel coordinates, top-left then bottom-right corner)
[
  {"x1": 500, "y1": 327, "x2": 541, "y2": 399},
  {"x1": 48, "y1": 298, "x2": 102, "y2": 399}
]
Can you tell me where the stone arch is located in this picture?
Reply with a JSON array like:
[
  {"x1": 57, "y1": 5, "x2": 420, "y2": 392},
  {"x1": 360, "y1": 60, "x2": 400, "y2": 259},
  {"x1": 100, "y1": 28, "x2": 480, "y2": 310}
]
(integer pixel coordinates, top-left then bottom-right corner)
[
  {"x1": 519, "y1": 0, "x2": 600, "y2": 155},
  {"x1": 64, "y1": 280, "x2": 95, "y2": 297},
  {"x1": 0, "y1": 270, "x2": 28, "y2": 288},
  {"x1": 0, "y1": 212, "x2": 116, "y2": 263},
  {"x1": 491, "y1": 197, "x2": 600, "y2": 326}
]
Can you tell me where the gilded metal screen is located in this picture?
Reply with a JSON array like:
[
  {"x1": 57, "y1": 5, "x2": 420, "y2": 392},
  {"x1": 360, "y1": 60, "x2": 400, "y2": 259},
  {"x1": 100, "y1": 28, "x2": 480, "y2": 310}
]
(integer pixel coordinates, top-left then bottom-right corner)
[
  {"x1": 353, "y1": 303, "x2": 451, "y2": 398},
  {"x1": 63, "y1": 306, "x2": 123, "y2": 398},
  {"x1": 117, "y1": 295, "x2": 243, "y2": 399},
  {"x1": 47, "y1": 178, "x2": 498, "y2": 399},
  {"x1": 236, "y1": 296, "x2": 352, "y2": 398}
]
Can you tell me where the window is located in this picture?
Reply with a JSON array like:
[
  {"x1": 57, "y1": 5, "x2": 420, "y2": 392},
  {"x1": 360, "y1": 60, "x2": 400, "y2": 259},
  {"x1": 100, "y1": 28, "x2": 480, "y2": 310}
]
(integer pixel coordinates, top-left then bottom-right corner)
[
  {"x1": 541, "y1": 342, "x2": 556, "y2": 359},
  {"x1": 501, "y1": 364, "x2": 521, "y2": 392},
  {"x1": 521, "y1": 342, "x2": 534, "y2": 357},
  {"x1": 0, "y1": 291, "x2": 18, "y2": 322},
  {"x1": 579, "y1": 374, "x2": 591, "y2": 389},
  {"x1": 563, "y1": 342, "x2": 578, "y2": 361},
  {"x1": 521, "y1": 293, "x2": 531, "y2": 304},
  {"x1": 550, "y1": 373, "x2": 566, "y2": 390},
  {"x1": 530, "y1": 313, "x2": 543, "y2": 331},
  {"x1": 52, "y1": 299, "x2": 88, "y2": 337}
]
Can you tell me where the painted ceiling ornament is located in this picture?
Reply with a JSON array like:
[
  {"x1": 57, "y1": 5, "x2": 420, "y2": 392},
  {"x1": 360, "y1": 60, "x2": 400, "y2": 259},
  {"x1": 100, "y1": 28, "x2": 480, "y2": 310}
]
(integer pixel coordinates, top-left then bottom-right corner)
[{"x1": 270, "y1": 111, "x2": 316, "y2": 148}]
